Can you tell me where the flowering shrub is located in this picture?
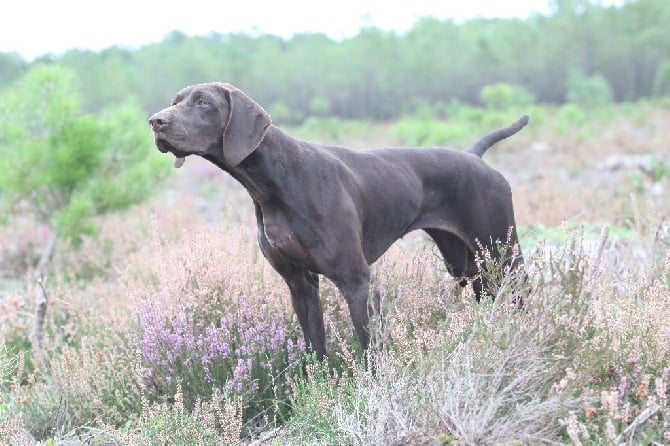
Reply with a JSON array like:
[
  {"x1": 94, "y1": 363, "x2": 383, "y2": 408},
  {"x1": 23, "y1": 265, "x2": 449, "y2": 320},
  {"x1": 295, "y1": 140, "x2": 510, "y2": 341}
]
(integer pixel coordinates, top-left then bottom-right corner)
[{"x1": 138, "y1": 293, "x2": 305, "y2": 424}]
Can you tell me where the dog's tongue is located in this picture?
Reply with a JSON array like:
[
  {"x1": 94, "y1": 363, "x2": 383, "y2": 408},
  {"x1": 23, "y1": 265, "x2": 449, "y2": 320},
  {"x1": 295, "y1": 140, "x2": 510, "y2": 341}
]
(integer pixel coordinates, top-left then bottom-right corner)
[{"x1": 174, "y1": 157, "x2": 185, "y2": 168}]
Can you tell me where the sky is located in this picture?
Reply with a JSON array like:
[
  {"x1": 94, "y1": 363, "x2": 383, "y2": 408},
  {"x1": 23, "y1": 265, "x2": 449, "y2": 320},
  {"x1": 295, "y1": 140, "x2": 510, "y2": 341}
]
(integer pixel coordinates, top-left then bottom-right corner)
[{"x1": 1, "y1": 0, "x2": 621, "y2": 61}]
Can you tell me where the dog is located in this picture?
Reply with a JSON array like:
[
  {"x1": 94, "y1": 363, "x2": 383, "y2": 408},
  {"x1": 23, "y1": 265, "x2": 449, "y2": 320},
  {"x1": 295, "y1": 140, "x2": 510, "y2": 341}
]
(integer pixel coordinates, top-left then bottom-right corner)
[{"x1": 149, "y1": 82, "x2": 527, "y2": 358}]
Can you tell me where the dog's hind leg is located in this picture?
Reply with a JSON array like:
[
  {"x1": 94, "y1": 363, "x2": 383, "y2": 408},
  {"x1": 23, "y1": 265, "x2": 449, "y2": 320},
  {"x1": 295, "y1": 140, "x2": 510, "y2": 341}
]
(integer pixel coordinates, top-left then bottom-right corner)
[
  {"x1": 426, "y1": 227, "x2": 526, "y2": 302},
  {"x1": 424, "y1": 228, "x2": 485, "y2": 298}
]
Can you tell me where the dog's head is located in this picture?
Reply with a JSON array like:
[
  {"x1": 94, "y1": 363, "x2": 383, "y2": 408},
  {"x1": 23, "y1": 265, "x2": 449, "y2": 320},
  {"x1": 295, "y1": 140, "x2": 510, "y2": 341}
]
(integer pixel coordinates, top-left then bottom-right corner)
[{"x1": 149, "y1": 82, "x2": 272, "y2": 168}]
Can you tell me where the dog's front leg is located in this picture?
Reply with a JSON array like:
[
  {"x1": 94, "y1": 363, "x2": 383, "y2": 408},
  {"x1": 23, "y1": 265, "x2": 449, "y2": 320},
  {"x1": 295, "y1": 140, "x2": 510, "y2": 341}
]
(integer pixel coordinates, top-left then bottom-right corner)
[
  {"x1": 258, "y1": 239, "x2": 326, "y2": 358},
  {"x1": 254, "y1": 204, "x2": 327, "y2": 358},
  {"x1": 285, "y1": 271, "x2": 325, "y2": 358},
  {"x1": 331, "y1": 266, "x2": 373, "y2": 352}
]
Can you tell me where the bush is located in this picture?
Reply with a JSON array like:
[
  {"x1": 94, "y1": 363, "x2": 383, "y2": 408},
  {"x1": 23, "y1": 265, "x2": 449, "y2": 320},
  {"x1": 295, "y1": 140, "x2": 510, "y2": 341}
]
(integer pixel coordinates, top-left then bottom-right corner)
[
  {"x1": 393, "y1": 118, "x2": 471, "y2": 147},
  {"x1": 480, "y1": 83, "x2": 536, "y2": 110},
  {"x1": 0, "y1": 344, "x2": 17, "y2": 418},
  {"x1": 403, "y1": 98, "x2": 449, "y2": 120},
  {"x1": 1, "y1": 345, "x2": 33, "y2": 446},
  {"x1": 0, "y1": 65, "x2": 170, "y2": 243},
  {"x1": 110, "y1": 387, "x2": 243, "y2": 446},
  {"x1": 553, "y1": 103, "x2": 587, "y2": 136},
  {"x1": 281, "y1": 360, "x2": 357, "y2": 444},
  {"x1": 19, "y1": 329, "x2": 143, "y2": 439},
  {"x1": 566, "y1": 67, "x2": 614, "y2": 107},
  {"x1": 445, "y1": 99, "x2": 488, "y2": 124},
  {"x1": 268, "y1": 100, "x2": 296, "y2": 124},
  {"x1": 138, "y1": 294, "x2": 305, "y2": 425},
  {"x1": 309, "y1": 96, "x2": 331, "y2": 116},
  {"x1": 299, "y1": 116, "x2": 343, "y2": 142}
]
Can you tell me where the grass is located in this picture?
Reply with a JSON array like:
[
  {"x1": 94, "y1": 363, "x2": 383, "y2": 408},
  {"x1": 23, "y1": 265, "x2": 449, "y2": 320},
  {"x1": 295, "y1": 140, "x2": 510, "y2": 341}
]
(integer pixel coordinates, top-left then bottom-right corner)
[{"x1": 1, "y1": 103, "x2": 669, "y2": 444}]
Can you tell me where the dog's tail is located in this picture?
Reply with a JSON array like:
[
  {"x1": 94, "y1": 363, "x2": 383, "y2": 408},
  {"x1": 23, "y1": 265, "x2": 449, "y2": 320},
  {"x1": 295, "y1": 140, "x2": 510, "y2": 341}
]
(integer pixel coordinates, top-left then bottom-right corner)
[{"x1": 467, "y1": 114, "x2": 530, "y2": 158}]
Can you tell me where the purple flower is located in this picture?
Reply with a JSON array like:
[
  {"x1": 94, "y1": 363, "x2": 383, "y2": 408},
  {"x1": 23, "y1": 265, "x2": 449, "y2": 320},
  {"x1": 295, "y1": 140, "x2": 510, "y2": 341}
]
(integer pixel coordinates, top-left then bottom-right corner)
[{"x1": 137, "y1": 294, "x2": 305, "y2": 397}]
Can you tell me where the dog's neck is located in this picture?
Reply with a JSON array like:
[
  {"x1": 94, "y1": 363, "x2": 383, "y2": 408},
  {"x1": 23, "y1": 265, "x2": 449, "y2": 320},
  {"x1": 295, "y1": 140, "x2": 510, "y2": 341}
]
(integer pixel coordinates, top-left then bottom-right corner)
[{"x1": 202, "y1": 125, "x2": 307, "y2": 205}]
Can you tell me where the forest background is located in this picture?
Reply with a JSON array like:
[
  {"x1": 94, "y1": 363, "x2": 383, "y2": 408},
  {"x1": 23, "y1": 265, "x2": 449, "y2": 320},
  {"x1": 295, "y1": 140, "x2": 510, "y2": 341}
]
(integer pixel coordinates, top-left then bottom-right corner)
[{"x1": 1, "y1": 0, "x2": 669, "y2": 121}]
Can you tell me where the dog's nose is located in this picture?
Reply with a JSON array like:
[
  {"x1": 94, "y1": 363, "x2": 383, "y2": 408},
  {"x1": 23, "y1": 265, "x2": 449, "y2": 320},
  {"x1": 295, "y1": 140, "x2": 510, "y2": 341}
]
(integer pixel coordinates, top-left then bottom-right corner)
[{"x1": 149, "y1": 111, "x2": 169, "y2": 131}]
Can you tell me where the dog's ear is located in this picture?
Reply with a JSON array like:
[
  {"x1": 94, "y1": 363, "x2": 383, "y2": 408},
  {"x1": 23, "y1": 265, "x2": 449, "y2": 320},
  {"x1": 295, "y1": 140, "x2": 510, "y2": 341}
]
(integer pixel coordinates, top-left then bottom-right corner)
[{"x1": 218, "y1": 83, "x2": 272, "y2": 166}]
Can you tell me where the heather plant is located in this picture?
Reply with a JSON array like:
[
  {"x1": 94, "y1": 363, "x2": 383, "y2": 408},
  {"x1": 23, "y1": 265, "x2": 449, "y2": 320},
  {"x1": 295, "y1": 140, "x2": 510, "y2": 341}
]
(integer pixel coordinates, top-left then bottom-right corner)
[
  {"x1": 125, "y1": 214, "x2": 364, "y2": 439},
  {"x1": 1, "y1": 105, "x2": 668, "y2": 444},
  {"x1": 329, "y1": 334, "x2": 576, "y2": 445},
  {"x1": 282, "y1": 219, "x2": 670, "y2": 445},
  {"x1": 284, "y1": 242, "x2": 548, "y2": 443},
  {"x1": 0, "y1": 344, "x2": 35, "y2": 446},
  {"x1": 336, "y1": 240, "x2": 596, "y2": 444},
  {"x1": 18, "y1": 326, "x2": 143, "y2": 439},
  {"x1": 0, "y1": 344, "x2": 16, "y2": 420},
  {"x1": 0, "y1": 291, "x2": 35, "y2": 381},
  {"x1": 138, "y1": 293, "x2": 305, "y2": 425},
  {"x1": 6, "y1": 205, "x2": 271, "y2": 441},
  {"x1": 280, "y1": 359, "x2": 358, "y2": 444},
  {"x1": 105, "y1": 385, "x2": 243, "y2": 446}
]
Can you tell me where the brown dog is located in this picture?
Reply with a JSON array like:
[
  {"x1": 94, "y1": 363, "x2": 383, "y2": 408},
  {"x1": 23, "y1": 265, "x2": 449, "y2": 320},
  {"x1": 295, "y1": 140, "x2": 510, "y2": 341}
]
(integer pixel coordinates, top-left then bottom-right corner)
[{"x1": 149, "y1": 82, "x2": 527, "y2": 358}]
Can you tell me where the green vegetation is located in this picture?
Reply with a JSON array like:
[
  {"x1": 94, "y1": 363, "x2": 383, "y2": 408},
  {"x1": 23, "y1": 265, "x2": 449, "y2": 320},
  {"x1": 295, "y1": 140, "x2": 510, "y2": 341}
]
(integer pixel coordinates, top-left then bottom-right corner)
[
  {"x1": 0, "y1": 65, "x2": 170, "y2": 244},
  {"x1": 0, "y1": 65, "x2": 168, "y2": 275},
  {"x1": 566, "y1": 68, "x2": 615, "y2": 107},
  {"x1": 480, "y1": 83, "x2": 536, "y2": 111}
]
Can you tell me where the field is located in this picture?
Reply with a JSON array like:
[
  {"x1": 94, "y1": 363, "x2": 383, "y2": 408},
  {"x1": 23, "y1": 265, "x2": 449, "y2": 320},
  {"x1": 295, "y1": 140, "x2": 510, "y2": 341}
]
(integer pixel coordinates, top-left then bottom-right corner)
[{"x1": 1, "y1": 103, "x2": 669, "y2": 444}]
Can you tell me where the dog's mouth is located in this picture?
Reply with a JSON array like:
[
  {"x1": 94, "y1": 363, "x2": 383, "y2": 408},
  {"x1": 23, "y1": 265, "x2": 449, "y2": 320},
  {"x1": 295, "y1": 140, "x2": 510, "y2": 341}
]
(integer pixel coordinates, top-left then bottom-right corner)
[{"x1": 155, "y1": 137, "x2": 189, "y2": 168}]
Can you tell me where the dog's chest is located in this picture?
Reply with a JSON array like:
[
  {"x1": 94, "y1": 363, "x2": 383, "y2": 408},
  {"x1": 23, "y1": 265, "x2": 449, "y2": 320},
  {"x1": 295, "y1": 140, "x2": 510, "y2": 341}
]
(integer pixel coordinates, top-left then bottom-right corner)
[
  {"x1": 261, "y1": 220, "x2": 311, "y2": 262},
  {"x1": 263, "y1": 223, "x2": 292, "y2": 250}
]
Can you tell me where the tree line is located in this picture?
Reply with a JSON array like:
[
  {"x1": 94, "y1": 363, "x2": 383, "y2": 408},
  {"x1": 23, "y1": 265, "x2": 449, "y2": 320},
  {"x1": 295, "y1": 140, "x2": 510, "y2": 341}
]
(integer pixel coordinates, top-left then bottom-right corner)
[{"x1": 1, "y1": 0, "x2": 669, "y2": 122}]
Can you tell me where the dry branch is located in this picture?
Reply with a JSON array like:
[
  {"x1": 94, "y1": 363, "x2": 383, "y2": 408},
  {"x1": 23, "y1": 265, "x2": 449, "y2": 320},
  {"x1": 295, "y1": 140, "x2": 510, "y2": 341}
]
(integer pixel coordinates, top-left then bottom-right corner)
[
  {"x1": 30, "y1": 275, "x2": 49, "y2": 376},
  {"x1": 614, "y1": 404, "x2": 661, "y2": 444}
]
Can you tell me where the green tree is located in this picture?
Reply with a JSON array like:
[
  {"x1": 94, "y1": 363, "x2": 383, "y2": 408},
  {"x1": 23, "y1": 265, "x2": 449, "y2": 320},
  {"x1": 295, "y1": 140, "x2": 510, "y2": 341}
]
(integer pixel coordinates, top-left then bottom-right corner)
[
  {"x1": 13, "y1": 0, "x2": 670, "y2": 117},
  {"x1": 0, "y1": 65, "x2": 170, "y2": 270},
  {"x1": 654, "y1": 60, "x2": 670, "y2": 96}
]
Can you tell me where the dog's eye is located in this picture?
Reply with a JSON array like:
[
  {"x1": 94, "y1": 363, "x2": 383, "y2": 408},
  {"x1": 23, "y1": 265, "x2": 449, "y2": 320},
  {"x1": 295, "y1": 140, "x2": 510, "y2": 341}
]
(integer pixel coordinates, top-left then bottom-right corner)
[{"x1": 195, "y1": 99, "x2": 208, "y2": 108}]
